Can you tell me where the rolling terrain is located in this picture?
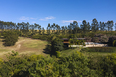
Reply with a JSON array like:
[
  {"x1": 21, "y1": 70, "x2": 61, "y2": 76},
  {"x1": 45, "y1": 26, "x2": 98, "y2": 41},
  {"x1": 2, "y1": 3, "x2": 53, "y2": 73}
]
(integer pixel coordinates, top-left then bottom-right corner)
[{"x1": 0, "y1": 37, "x2": 48, "y2": 58}]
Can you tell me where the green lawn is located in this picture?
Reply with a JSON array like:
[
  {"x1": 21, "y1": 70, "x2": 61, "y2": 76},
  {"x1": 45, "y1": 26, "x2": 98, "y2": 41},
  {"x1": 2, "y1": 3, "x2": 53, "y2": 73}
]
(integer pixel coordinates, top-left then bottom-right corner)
[
  {"x1": 60, "y1": 47, "x2": 116, "y2": 58},
  {"x1": 81, "y1": 51, "x2": 113, "y2": 57},
  {"x1": 80, "y1": 47, "x2": 116, "y2": 57},
  {"x1": 60, "y1": 47, "x2": 81, "y2": 57}
]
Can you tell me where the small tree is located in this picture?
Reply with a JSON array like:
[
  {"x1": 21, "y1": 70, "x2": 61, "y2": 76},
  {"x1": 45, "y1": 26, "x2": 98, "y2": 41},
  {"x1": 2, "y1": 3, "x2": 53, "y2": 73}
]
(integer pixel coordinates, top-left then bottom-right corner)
[
  {"x1": 4, "y1": 31, "x2": 18, "y2": 46},
  {"x1": 51, "y1": 37, "x2": 63, "y2": 55}
]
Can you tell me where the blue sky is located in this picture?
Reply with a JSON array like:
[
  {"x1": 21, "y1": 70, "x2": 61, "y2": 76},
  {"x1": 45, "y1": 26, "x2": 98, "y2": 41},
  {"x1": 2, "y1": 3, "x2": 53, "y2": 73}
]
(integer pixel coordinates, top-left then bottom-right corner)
[{"x1": 0, "y1": 0, "x2": 116, "y2": 29}]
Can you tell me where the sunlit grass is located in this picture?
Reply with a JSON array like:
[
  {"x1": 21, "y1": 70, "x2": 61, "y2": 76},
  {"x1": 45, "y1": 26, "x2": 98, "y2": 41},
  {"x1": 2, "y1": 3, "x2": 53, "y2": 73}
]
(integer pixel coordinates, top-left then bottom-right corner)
[
  {"x1": 23, "y1": 40, "x2": 48, "y2": 49},
  {"x1": 0, "y1": 49, "x2": 9, "y2": 52},
  {"x1": 61, "y1": 47, "x2": 81, "y2": 57}
]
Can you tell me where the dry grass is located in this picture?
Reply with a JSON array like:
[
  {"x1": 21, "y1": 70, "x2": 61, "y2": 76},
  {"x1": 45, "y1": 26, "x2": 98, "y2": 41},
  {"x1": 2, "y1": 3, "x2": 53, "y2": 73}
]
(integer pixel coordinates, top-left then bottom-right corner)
[
  {"x1": 23, "y1": 40, "x2": 47, "y2": 49},
  {"x1": 0, "y1": 37, "x2": 48, "y2": 59}
]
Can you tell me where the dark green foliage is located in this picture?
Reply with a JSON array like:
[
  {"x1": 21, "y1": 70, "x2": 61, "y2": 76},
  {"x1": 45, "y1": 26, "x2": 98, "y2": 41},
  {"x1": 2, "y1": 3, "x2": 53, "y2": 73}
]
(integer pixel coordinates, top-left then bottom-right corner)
[
  {"x1": 108, "y1": 36, "x2": 116, "y2": 46},
  {"x1": 51, "y1": 37, "x2": 64, "y2": 53},
  {"x1": 88, "y1": 53, "x2": 116, "y2": 77},
  {"x1": 0, "y1": 51, "x2": 28, "y2": 77},
  {"x1": 101, "y1": 53, "x2": 116, "y2": 76},
  {"x1": 69, "y1": 39, "x2": 85, "y2": 45},
  {"x1": 80, "y1": 20, "x2": 90, "y2": 33},
  {"x1": 91, "y1": 18, "x2": 99, "y2": 32},
  {"x1": 69, "y1": 34, "x2": 76, "y2": 39},
  {"x1": 58, "y1": 52, "x2": 97, "y2": 77},
  {"x1": 105, "y1": 21, "x2": 114, "y2": 31},
  {"x1": 22, "y1": 52, "x2": 97, "y2": 77},
  {"x1": 4, "y1": 31, "x2": 18, "y2": 46},
  {"x1": 1, "y1": 51, "x2": 116, "y2": 77}
]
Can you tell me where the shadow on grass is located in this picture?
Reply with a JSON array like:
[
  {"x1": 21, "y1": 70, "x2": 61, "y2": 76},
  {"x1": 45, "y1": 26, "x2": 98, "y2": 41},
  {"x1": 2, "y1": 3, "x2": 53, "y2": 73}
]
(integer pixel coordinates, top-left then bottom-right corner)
[
  {"x1": 0, "y1": 36, "x2": 5, "y2": 42},
  {"x1": 43, "y1": 44, "x2": 72, "y2": 57},
  {"x1": 0, "y1": 36, "x2": 7, "y2": 46},
  {"x1": 42, "y1": 44, "x2": 56, "y2": 57}
]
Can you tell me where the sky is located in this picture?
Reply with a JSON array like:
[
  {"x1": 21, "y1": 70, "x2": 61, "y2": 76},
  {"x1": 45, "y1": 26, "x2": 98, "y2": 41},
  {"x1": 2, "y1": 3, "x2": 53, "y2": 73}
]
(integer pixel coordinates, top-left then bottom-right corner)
[{"x1": 0, "y1": 0, "x2": 116, "y2": 29}]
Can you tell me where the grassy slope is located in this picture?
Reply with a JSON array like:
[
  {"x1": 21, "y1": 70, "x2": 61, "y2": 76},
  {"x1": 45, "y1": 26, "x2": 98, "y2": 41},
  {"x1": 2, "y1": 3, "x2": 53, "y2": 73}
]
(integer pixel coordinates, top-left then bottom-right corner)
[
  {"x1": 0, "y1": 37, "x2": 48, "y2": 59},
  {"x1": 60, "y1": 47, "x2": 116, "y2": 58},
  {"x1": 60, "y1": 47, "x2": 81, "y2": 57}
]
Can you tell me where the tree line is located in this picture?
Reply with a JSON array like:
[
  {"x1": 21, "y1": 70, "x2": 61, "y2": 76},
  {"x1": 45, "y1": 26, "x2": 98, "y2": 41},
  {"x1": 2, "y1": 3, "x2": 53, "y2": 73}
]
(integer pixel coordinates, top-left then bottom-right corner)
[{"x1": 0, "y1": 18, "x2": 116, "y2": 35}]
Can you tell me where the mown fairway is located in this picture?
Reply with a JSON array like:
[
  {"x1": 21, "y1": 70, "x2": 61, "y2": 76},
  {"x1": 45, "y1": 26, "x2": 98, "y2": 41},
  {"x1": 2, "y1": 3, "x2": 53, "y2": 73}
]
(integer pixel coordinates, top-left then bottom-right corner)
[{"x1": 0, "y1": 37, "x2": 48, "y2": 58}]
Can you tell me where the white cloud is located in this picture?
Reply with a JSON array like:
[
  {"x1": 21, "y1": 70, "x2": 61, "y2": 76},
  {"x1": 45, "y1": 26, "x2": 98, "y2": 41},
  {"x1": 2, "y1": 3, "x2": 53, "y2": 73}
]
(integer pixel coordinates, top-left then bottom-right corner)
[
  {"x1": 30, "y1": 17, "x2": 37, "y2": 20},
  {"x1": 19, "y1": 16, "x2": 37, "y2": 20},
  {"x1": 32, "y1": 21, "x2": 36, "y2": 23},
  {"x1": 19, "y1": 16, "x2": 29, "y2": 20},
  {"x1": 39, "y1": 16, "x2": 55, "y2": 21},
  {"x1": 62, "y1": 20, "x2": 82, "y2": 23}
]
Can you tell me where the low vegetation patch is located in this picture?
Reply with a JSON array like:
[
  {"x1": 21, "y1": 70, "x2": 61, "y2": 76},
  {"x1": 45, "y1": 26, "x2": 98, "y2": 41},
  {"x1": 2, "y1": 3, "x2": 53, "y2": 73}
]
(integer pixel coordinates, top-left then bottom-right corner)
[{"x1": 81, "y1": 47, "x2": 116, "y2": 53}]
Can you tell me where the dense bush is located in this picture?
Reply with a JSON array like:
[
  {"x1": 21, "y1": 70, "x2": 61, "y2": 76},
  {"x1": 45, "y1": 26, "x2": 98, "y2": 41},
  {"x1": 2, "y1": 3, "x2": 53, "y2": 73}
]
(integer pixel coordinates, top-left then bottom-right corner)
[
  {"x1": 51, "y1": 37, "x2": 64, "y2": 53},
  {"x1": 69, "y1": 39, "x2": 85, "y2": 45},
  {"x1": 1, "y1": 51, "x2": 116, "y2": 77},
  {"x1": 22, "y1": 52, "x2": 97, "y2": 77},
  {"x1": 3, "y1": 31, "x2": 18, "y2": 46},
  {"x1": 89, "y1": 53, "x2": 116, "y2": 77},
  {"x1": 101, "y1": 53, "x2": 116, "y2": 76},
  {"x1": 108, "y1": 36, "x2": 116, "y2": 46}
]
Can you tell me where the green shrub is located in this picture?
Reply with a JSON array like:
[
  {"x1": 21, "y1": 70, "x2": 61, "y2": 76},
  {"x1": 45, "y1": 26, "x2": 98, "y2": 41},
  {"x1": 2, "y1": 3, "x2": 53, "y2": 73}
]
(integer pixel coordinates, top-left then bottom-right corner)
[
  {"x1": 4, "y1": 31, "x2": 18, "y2": 46},
  {"x1": 32, "y1": 34, "x2": 39, "y2": 39},
  {"x1": 28, "y1": 55, "x2": 43, "y2": 61},
  {"x1": 99, "y1": 53, "x2": 116, "y2": 76},
  {"x1": 51, "y1": 37, "x2": 64, "y2": 53},
  {"x1": 56, "y1": 51, "x2": 61, "y2": 58}
]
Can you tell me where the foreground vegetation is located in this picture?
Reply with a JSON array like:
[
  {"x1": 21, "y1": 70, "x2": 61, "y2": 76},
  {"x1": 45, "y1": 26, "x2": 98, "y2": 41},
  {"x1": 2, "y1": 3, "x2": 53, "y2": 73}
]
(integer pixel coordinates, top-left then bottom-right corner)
[{"x1": 0, "y1": 49, "x2": 116, "y2": 77}]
